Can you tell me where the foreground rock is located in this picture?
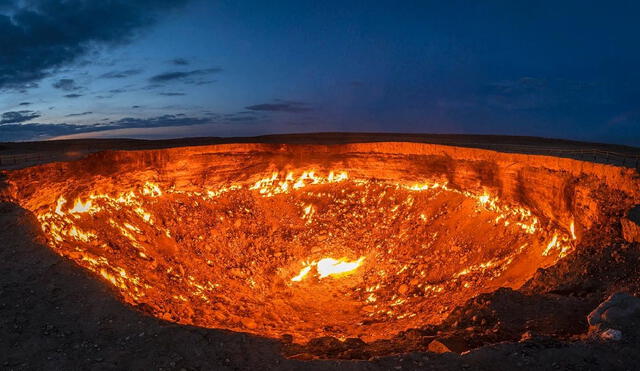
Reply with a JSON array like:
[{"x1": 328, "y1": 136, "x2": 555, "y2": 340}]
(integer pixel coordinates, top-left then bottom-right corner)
[
  {"x1": 588, "y1": 292, "x2": 640, "y2": 341},
  {"x1": 427, "y1": 337, "x2": 467, "y2": 354}
]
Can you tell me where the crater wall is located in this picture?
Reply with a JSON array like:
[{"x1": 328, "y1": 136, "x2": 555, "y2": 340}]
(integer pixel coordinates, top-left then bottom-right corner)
[{"x1": 6, "y1": 142, "x2": 639, "y2": 236}]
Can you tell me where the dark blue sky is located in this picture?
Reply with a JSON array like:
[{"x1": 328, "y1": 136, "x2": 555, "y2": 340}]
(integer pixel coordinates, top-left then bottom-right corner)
[{"x1": 1, "y1": 0, "x2": 639, "y2": 145}]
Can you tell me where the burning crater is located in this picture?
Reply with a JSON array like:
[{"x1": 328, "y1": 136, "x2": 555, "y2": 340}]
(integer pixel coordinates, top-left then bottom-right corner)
[{"x1": 5, "y1": 142, "x2": 639, "y2": 348}]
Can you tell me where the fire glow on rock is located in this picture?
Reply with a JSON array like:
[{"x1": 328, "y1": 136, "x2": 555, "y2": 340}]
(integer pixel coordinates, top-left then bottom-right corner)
[{"x1": 22, "y1": 170, "x2": 575, "y2": 342}]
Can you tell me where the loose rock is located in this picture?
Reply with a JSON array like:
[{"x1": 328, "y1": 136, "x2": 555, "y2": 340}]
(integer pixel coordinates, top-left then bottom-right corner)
[{"x1": 600, "y1": 328, "x2": 622, "y2": 341}]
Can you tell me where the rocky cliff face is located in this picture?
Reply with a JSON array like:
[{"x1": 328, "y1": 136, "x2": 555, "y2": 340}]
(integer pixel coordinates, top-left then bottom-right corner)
[{"x1": 622, "y1": 206, "x2": 640, "y2": 243}]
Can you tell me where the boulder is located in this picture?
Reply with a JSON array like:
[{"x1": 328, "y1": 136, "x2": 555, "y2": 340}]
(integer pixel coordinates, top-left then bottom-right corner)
[
  {"x1": 427, "y1": 336, "x2": 468, "y2": 354},
  {"x1": 587, "y1": 292, "x2": 640, "y2": 340},
  {"x1": 428, "y1": 339, "x2": 452, "y2": 353},
  {"x1": 305, "y1": 336, "x2": 347, "y2": 354},
  {"x1": 621, "y1": 205, "x2": 640, "y2": 243},
  {"x1": 600, "y1": 328, "x2": 622, "y2": 341}
]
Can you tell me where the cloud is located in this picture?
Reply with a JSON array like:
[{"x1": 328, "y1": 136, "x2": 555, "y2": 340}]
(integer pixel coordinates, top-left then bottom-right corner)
[
  {"x1": 149, "y1": 68, "x2": 222, "y2": 84},
  {"x1": 112, "y1": 115, "x2": 210, "y2": 128},
  {"x1": 0, "y1": 114, "x2": 212, "y2": 141},
  {"x1": 18, "y1": 102, "x2": 31, "y2": 106},
  {"x1": 64, "y1": 93, "x2": 82, "y2": 98},
  {"x1": 245, "y1": 100, "x2": 313, "y2": 113},
  {"x1": 192, "y1": 80, "x2": 215, "y2": 86},
  {"x1": 159, "y1": 92, "x2": 186, "y2": 96},
  {"x1": 222, "y1": 111, "x2": 261, "y2": 123},
  {"x1": 0, "y1": 110, "x2": 41, "y2": 124},
  {"x1": 0, "y1": 0, "x2": 189, "y2": 90},
  {"x1": 171, "y1": 58, "x2": 190, "y2": 65},
  {"x1": 226, "y1": 116, "x2": 258, "y2": 122},
  {"x1": 0, "y1": 123, "x2": 90, "y2": 141},
  {"x1": 65, "y1": 111, "x2": 93, "y2": 117},
  {"x1": 52, "y1": 78, "x2": 80, "y2": 91},
  {"x1": 100, "y1": 69, "x2": 142, "y2": 79},
  {"x1": 607, "y1": 111, "x2": 640, "y2": 128}
]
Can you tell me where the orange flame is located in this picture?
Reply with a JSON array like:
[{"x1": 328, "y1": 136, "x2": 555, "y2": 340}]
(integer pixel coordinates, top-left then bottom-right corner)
[
  {"x1": 291, "y1": 266, "x2": 312, "y2": 282},
  {"x1": 291, "y1": 256, "x2": 365, "y2": 281},
  {"x1": 142, "y1": 182, "x2": 162, "y2": 197},
  {"x1": 317, "y1": 257, "x2": 365, "y2": 279},
  {"x1": 69, "y1": 199, "x2": 93, "y2": 214}
]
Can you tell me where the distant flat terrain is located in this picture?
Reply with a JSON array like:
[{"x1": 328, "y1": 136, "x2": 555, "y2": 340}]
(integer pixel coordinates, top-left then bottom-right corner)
[{"x1": 1, "y1": 132, "x2": 639, "y2": 170}]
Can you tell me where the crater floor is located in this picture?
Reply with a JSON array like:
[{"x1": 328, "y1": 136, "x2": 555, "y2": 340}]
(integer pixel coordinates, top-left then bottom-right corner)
[{"x1": 29, "y1": 171, "x2": 572, "y2": 342}]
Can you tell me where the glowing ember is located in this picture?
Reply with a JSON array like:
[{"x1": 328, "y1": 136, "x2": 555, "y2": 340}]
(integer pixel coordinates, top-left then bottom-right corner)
[
  {"x1": 69, "y1": 199, "x2": 93, "y2": 214},
  {"x1": 54, "y1": 196, "x2": 66, "y2": 216},
  {"x1": 478, "y1": 193, "x2": 490, "y2": 206},
  {"x1": 291, "y1": 265, "x2": 312, "y2": 282},
  {"x1": 142, "y1": 182, "x2": 162, "y2": 197}
]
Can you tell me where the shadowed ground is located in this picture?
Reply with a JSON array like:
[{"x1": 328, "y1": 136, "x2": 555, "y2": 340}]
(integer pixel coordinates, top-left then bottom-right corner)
[{"x1": 2, "y1": 133, "x2": 639, "y2": 170}]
